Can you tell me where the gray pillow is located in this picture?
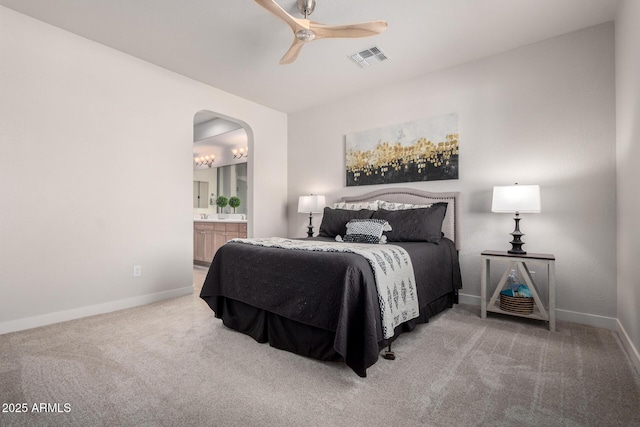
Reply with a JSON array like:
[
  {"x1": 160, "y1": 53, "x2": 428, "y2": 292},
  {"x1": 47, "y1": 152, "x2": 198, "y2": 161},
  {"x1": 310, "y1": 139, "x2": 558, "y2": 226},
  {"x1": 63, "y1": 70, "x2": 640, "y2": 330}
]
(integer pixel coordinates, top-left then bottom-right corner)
[
  {"x1": 318, "y1": 208, "x2": 375, "y2": 238},
  {"x1": 372, "y1": 202, "x2": 448, "y2": 243}
]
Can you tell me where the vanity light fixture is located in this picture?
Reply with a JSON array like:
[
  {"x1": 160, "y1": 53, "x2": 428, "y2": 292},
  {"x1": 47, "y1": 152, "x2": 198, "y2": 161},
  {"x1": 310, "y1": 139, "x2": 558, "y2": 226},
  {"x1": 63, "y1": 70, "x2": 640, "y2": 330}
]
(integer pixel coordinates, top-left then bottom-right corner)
[
  {"x1": 232, "y1": 147, "x2": 248, "y2": 159},
  {"x1": 194, "y1": 155, "x2": 215, "y2": 168}
]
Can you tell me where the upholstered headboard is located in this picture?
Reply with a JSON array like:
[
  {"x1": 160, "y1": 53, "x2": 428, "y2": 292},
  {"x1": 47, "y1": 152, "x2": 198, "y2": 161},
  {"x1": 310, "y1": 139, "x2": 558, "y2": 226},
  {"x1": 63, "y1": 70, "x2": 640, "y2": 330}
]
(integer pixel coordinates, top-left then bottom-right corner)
[{"x1": 341, "y1": 188, "x2": 461, "y2": 250}]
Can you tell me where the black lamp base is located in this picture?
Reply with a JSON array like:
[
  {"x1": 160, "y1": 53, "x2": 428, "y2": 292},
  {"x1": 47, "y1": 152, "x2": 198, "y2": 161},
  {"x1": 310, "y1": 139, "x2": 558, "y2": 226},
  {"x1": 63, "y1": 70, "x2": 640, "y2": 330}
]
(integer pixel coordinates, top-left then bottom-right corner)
[
  {"x1": 507, "y1": 214, "x2": 527, "y2": 255},
  {"x1": 306, "y1": 213, "x2": 314, "y2": 238}
]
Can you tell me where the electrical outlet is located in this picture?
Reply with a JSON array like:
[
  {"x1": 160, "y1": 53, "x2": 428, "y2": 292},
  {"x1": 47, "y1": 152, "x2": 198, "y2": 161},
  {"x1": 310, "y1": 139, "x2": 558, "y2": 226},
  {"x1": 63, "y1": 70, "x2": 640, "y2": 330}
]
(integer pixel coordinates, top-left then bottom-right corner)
[{"x1": 133, "y1": 265, "x2": 141, "y2": 277}]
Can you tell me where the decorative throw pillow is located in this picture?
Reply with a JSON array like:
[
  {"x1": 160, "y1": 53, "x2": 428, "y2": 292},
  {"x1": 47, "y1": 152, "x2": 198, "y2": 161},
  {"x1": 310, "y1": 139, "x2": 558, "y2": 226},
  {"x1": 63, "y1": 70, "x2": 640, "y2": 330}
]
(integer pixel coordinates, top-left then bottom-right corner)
[
  {"x1": 378, "y1": 201, "x2": 433, "y2": 211},
  {"x1": 372, "y1": 202, "x2": 448, "y2": 243},
  {"x1": 318, "y1": 207, "x2": 375, "y2": 238},
  {"x1": 333, "y1": 200, "x2": 379, "y2": 211},
  {"x1": 335, "y1": 218, "x2": 391, "y2": 244}
]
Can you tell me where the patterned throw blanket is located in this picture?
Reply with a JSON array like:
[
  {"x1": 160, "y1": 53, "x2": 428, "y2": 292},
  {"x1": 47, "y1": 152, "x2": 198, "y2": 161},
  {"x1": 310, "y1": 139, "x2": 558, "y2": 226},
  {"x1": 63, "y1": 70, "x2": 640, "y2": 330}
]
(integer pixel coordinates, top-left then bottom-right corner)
[{"x1": 229, "y1": 237, "x2": 419, "y2": 339}]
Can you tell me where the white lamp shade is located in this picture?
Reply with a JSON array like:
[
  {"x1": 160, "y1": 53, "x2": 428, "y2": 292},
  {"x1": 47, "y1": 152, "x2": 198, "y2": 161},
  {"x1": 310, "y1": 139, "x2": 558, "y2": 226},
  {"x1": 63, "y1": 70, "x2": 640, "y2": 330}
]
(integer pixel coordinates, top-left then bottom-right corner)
[
  {"x1": 298, "y1": 195, "x2": 326, "y2": 213},
  {"x1": 491, "y1": 185, "x2": 541, "y2": 213}
]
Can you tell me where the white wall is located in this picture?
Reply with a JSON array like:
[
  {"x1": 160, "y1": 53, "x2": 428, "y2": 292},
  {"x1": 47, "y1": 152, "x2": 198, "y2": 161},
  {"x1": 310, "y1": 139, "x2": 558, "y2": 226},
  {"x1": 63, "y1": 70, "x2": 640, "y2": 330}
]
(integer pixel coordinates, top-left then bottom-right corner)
[
  {"x1": 288, "y1": 24, "x2": 616, "y2": 327},
  {"x1": 615, "y1": 0, "x2": 640, "y2": 367},
  {"x1": 0, "y1": 6, "x2": 287, "y2": 332}
]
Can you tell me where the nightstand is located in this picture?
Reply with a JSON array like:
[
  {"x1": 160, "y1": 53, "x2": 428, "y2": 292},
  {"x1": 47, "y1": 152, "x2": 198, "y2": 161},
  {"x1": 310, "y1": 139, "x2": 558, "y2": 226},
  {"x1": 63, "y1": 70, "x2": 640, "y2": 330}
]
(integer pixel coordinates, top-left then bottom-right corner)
[{"x1": 480, "y1": 250, "x2": 556, "y2": 331}]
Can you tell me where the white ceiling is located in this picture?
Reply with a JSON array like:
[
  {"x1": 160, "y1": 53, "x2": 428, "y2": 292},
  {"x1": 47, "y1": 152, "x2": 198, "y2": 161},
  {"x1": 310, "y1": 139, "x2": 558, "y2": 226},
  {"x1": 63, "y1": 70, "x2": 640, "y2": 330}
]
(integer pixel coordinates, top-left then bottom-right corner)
[{"x1": 0, "y1": 0, "x2": 620, "y2": 114}]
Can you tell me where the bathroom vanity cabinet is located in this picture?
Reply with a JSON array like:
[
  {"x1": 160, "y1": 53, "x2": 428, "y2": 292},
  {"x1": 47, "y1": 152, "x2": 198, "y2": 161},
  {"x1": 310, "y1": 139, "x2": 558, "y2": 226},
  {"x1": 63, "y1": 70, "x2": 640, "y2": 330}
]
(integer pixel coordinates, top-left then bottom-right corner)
[{"x1": 194, "y1": 221, "x2": 247, "y2": 265}]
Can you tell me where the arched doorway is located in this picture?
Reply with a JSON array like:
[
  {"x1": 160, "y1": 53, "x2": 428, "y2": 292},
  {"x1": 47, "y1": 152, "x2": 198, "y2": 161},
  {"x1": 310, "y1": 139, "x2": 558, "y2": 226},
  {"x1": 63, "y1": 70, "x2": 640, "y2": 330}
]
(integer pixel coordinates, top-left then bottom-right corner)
[{"x1": 192, "y1": 110, "x2": 252, "y2": 290}]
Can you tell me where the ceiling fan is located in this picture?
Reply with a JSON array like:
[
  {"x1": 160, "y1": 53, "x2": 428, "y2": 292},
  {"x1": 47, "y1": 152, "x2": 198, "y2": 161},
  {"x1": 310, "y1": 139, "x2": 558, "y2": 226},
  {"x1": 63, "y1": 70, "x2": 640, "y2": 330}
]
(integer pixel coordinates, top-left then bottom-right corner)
[{"x1": 255, "y1": 0, "x2": 388, "y2": 64}]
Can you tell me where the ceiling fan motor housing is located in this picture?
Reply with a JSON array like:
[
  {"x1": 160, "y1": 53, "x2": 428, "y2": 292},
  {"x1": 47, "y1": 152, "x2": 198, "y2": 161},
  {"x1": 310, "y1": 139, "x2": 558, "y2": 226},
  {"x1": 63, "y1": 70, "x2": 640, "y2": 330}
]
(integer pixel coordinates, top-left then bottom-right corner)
[{"x1": 297, "y1": 0, "x2": 316, "y2": 17}]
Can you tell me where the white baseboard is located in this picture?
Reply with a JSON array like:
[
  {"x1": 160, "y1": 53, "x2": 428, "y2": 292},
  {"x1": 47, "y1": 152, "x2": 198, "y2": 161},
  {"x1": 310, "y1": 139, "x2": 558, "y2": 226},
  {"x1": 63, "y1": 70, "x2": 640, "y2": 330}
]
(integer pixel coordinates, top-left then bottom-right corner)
[
  {"x1": 458, "y1": 292, "x2": 482, "y2": 307},
  {"x1": 555, "y1": 307, "x2": 617, "y2": 330},
  {"x1": 0, "y1": 286, "x2": 194, "y2": 335},
  {"x1": 458, "y1": 293, "x2": 618, "y2": 330},
  {"x1": 617, "y1": 319, "x2": 640, "y2": 376}
]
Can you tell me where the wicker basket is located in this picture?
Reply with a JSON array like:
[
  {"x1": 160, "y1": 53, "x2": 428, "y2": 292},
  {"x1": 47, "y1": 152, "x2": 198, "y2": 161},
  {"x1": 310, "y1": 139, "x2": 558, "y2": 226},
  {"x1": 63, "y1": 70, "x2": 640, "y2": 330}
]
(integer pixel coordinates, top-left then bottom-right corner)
[{"x1": 499, "y1": 294, "x2": 534, "y2": 314}]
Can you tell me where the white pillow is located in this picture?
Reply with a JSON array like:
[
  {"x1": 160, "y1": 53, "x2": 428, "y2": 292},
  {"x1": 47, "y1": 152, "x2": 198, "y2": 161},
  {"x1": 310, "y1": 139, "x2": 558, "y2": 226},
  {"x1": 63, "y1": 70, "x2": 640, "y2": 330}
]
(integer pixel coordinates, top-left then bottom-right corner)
[
  {"x1": 333, "y1": 200, "x2": 379, "y2": 211},
  {"x1": 378, "y1": 201, "x2": 433, "y2": 211},
  {"x1": 335, "y1": 219, "x2": 391, "y2": 244}
]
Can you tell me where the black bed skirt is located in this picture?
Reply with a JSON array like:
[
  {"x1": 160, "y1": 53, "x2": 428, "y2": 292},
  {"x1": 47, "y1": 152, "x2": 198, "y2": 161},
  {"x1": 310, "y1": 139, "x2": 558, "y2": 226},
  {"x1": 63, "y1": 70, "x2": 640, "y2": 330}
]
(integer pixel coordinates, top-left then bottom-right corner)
[{"x1": 212, "y1": 291, "x2": 457, "y2": 376}]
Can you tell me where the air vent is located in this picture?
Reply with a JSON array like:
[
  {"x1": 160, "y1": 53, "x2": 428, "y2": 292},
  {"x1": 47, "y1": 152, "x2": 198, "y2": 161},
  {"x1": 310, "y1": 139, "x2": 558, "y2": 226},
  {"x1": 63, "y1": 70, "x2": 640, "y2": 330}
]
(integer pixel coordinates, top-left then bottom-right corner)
[{"x1": 349, "y1": 46, "x2": 388, "y2": 68}]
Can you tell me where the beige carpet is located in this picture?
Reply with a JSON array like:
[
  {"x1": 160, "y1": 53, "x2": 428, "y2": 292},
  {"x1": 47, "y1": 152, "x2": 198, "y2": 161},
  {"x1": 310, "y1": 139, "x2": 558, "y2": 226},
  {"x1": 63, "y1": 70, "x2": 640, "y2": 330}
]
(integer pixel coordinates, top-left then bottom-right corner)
[
  {"x1": 193, "y1": 264, "x2": 208, "y2": 292},
  {"x1": 1, "y1": 285, "x2": 639, "y2": 426}
]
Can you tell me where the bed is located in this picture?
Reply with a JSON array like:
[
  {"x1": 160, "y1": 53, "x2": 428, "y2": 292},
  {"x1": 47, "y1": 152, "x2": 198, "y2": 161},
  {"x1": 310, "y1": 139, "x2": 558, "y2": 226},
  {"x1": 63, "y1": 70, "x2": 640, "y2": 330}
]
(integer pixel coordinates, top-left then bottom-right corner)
[{"x1": 200, "y1": 188, "x2": 462, "y2": 377}]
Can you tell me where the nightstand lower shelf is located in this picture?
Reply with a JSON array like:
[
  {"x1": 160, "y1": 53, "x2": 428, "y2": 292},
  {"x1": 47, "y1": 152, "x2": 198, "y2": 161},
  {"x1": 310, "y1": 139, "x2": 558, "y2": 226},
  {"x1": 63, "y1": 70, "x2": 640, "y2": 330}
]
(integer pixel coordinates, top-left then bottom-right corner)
[{"x1": 486, "y1": 299, "x2": 547, "y2": 321}]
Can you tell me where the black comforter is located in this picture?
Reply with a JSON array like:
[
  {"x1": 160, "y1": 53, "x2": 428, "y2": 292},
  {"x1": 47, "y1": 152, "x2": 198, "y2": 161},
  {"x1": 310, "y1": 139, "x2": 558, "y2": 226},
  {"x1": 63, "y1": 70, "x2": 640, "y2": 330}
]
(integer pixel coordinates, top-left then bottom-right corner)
[{"x1": 200, "y1": 237, "x2": 462, "y2": 376}]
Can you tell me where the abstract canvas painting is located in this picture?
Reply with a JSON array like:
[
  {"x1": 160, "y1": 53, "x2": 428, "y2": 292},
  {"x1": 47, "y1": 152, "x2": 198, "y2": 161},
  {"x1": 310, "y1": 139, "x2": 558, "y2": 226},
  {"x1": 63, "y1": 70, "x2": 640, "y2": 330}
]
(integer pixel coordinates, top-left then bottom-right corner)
[{"x1": 346, "y1": 114, "x2": 459, "y2": 186}]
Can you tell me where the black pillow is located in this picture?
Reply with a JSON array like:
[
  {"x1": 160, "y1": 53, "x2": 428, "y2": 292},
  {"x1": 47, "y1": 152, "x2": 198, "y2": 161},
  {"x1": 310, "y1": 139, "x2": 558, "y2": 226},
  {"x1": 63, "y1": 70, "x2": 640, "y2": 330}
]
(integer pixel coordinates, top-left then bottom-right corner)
[
  {"x1": 372, "y1": 202, "x2": 448, "y2": 243},
  {"x1": 318, "y1": 208, "x2": 375, "y2": 238}
]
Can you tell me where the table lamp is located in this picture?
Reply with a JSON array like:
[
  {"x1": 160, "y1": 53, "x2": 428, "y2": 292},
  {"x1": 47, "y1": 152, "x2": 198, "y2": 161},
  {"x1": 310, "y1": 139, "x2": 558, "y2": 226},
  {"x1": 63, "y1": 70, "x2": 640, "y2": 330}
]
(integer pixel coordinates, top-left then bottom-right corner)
[
  {"x1": 298, "y1": 194, "x2": 326, "y2": 237},
  {"x1": 491, "y1": 184, "x2": 541, "y2": 255}
]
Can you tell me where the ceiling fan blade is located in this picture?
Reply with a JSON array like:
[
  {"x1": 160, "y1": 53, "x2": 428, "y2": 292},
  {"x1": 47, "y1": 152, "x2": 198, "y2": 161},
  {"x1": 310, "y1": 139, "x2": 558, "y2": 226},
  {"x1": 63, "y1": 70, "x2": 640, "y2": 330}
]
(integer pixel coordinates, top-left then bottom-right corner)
[
  {"x1": 311, "y1": 20, "x2": 388, "y2": 39},
  {"x1": 279, "y1": 38, "x2": 306, "y2": 64},
  {"x1": 254, "y1": 0, "x2": 306, "y2": 33}
]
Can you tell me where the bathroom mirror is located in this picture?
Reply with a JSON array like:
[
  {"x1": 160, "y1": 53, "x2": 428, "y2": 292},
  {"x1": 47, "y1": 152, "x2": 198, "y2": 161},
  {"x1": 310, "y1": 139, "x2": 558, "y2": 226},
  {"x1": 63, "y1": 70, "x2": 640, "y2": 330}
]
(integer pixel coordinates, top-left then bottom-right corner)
[
  {"x1": 217, "y1": 163, "x2": 247, "y2": 214},
  {"x1": 193, "y1": 180, "x2": 209, "y2": 209},
  {"x1": 193, "y1": 164, "x2": 247, "y2": 214}
]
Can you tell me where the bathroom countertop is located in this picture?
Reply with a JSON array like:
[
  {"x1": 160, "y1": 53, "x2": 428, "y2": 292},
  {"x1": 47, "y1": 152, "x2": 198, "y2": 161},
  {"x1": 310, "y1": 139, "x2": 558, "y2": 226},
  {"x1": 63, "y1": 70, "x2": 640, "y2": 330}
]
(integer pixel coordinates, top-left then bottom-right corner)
[{"x1": 193, "y1": 218, "x2": 247, "y2": 223}]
